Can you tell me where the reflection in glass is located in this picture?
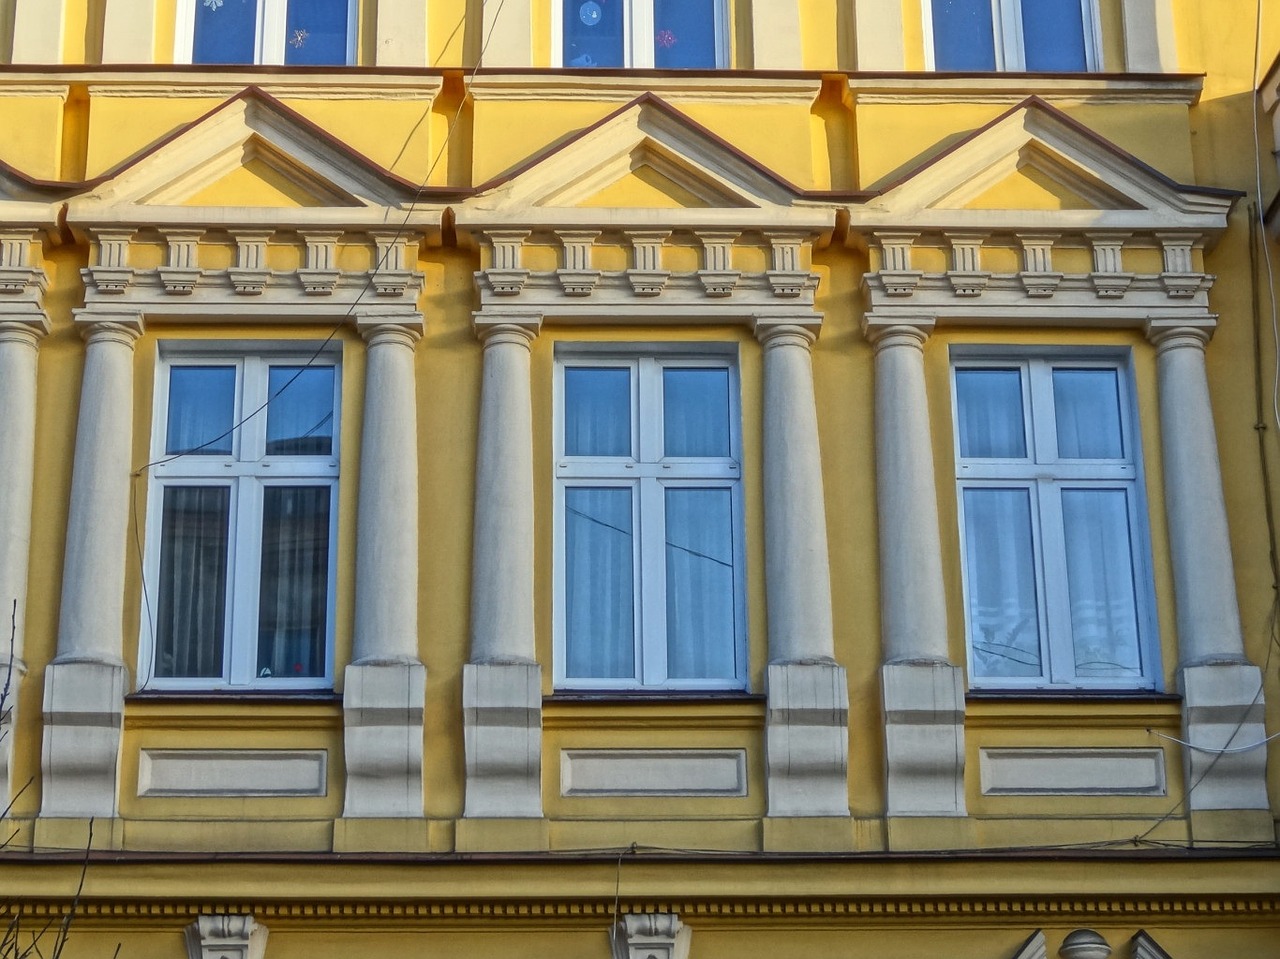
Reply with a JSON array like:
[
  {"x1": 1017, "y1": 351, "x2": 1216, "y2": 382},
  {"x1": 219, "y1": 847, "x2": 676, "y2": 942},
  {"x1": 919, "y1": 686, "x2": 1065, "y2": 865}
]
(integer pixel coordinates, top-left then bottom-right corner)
[
  {"x1": 665, "y1": 489, "x2": 736, "y2": 679},
  {"x1": 565, "y1": 367, "x2": 631, "y2": 456},
  {"x1": 193, "y1": 0, "x2": 258, "y2": 64},
  {"x1": 663, "y1": 368, "x2": 730, "y2": 457},
  {"x1": 1062, "y1": 489, "x2": 1142, "y2": 678},
  {"x1": 963, "y1": 487, "x2": 1042, "y2": 678},
  {"x1": 257, "y1": 486, "x2": 330, "y2": 679},
  {"x1": 284, "y1": 0, "x2": 349, "y2": 65},
  {"x1": 267, "y1": 366, "x2": 335, "y2": 456},
  {"x1": 562, "y1": 0, "x2": 623, "y2": 67},
  {"x1": 167, "y1": 366, "x2": 237, "y2": 455},
  {"x1": 1020, "y1": 0, "x2": 1088, "y2": 71},
  {"x1": 564, "y1": 488, "x2": 635, "y2": 678},
  {"x1": 955, "y1": 368, "x2": 1027, "y2": 459},
  {"x1": 653, "y1": 0, "x2": 718, "y2": 68},
  {"x1": 156, "y1": 486, "x2": 231, "y2": 678},
  {"x1": 931, "y1": 0, "x2": 996, "y2": 70},
  {"x1": 1053, "y1": 368, "x2": 1124, "y2": 459}
]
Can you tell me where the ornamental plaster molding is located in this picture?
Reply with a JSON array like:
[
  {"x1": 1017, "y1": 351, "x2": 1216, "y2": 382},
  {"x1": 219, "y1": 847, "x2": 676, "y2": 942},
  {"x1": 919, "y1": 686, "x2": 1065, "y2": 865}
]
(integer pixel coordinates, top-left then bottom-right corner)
[
  {"x1": 610, "y1": 913, "x2": 691, "y2": 959},
  {"x1": 184, "y1": 915, "x2": 268, "y2": 959}
]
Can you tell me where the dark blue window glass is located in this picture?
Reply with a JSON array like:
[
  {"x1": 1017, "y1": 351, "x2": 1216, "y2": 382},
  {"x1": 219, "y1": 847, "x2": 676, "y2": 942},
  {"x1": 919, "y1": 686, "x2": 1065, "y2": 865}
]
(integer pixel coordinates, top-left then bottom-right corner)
[
  {"x1": 563, "y1": 0, "x2": 624, "y2": 67},
  {"x1": 1020, "y1": 0, "x2": 1088, "y2": 71},
  {"x1": 285, "y1": 0, "x2": 350, "y2": 66},
  {"x1": 193, "y1": 0, "x2": 258, "y2": 64},
  {"x1": 931, "y1": 0, "x2": 996, "y2": 71},
  {"x1": 653, "y1": 0, "x2": 718, "y2": 69}
]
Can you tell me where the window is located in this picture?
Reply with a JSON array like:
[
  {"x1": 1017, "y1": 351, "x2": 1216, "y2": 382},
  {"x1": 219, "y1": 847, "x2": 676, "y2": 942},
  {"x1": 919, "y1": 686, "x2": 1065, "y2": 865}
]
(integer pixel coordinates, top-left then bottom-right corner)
[
  {"x1": 559, "y1": 0, "x2": 726, "y2": 68},
  {"x1": 952, "y1": 354, "x2": 1157, "y2": 690},
  {"x1": 142, "y1": 351, "x2": 339, "y2": 689},
  {"x1": 926, "y1": 0, "x2": 1100, "y2": 71},
  {"x1": 554, "y1": 352, "x2": 746, "y2": 690},
  {"x1": 177, "y1": 0, "x2": 356, "y2": 66}
]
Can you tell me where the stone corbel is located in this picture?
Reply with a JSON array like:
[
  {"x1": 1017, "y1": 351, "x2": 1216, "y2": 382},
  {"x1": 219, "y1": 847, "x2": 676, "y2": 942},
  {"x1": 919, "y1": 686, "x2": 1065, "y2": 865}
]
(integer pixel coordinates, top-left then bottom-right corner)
[
  {"x1": 610, "y1": 914, "x2": 691, "y2": 959},
  {"x1": 945, "y1": 233, "x2": 990, "y2": 296},
  {"x1": 766, "y1": 232, "x2": 816, "y2": 298},
  {"x1": 184, "y1": 916, "x2": 268, "y2": 959},
  {"x1": 0, "y1": 231, "x2": 49, "y2": 296},
  {"x1": 871, "y1": 232, "x2": 922, "y2": 296},
  {"x1": 696, "y1": 230, "x2": 740, "y2": 296},
  {"x1": 84, "y1": 228, "x2": 135, "y2": 294},
  {"x1": 159, "y1": 229, "x2": 203, "y2": 295},
  {"x1": 626, "y1": 230, "x2": 670, "y2": 296},
  {"x1": 1016, "y1": 233, "x2": 1062, "y2": 297},
  {"x1": 370, "y1": 231, "x2": 422, "y2": 297},
  {"x1": 1157, "y1": 232, "x2": 1212, "y2": 298},
  {"x1": 556, "y1": 230, "x2": 601, "y2": 296},
  {"x1": 229, "y1": 230, "x2": 272, "y2": 295},
  {"x1": 479, "y1": 230, "x2": 531, "y2": 295},
  {"x1": 299, "y1": 230, "x2": 343, "y2": 295},
  {"x1": 1088, "y1": 233, "x2": 1134, "y2": 298}
]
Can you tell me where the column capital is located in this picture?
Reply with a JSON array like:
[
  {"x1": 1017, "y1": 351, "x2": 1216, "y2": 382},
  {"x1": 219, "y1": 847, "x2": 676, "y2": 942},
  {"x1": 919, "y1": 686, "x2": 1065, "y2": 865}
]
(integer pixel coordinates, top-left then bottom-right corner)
[
  {"x1": 359, "y1": 321, "x2": 422, "y2": 350},
  {"x1": 1145, "y1": 316, "x2": 1215, "y2": 351},
  {"x1": 753, "y1": 314, "x2": 821, "y2": 348},
  {"x1": 74, "y1": 309, "x2": 144, "y2": 345},
  {"x1": 862, "y1": 314, "x2": 935, "y2": 350},
  {"x1": 0, "y1": 316, "x2": 51, "y2": 345},
  {"x1": 474, "y1": 312, "x2": 542, "y2": 346}
]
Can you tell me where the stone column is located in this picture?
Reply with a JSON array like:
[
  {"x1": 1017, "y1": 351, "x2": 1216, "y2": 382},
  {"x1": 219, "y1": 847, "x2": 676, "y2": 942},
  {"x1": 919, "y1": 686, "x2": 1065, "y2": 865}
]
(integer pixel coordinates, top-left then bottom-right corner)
[
  {"x1": 343, "y1": 316, "x2": 427, "y2": 819},
  {"x1": 11, "y1": 0, "x2": 64, "y2": 63},
  {"x1": 750, "y1": 3, "x2": 802, "y2": 69},
  {"x1": 101, "y1": 0, "x2": 157, "y2": 63},
  {"x1": 374, "y1": 0, "x2": 429, "y2": 67},
  {"x1": 1122, "y1": 0, "x2": 1178, "y2": 72},
  {"x1": 755, "y1": 317, "x2": 849, "y2": 820},
  {"x1": 41, "y1": 312, "x2": 142, "y2": 820},
  {"x1": 481, "y1": 0, "x2": 533, "y2": 67},
  {"x1": 865, "y1": 317, "x2": 965, "y2": 818},
  {"x1": 1147, "y1": 320, "x2": 1269, "y2": 831},
  {"x1": 463, "y1": 315, "x2": 542, "y2": 821},
  {"x1": 854, "y1": 0, "x2": 905, "y2": 70},
  {"x1": 0, "y1": 318, "x2": 48, "y2": 806}
]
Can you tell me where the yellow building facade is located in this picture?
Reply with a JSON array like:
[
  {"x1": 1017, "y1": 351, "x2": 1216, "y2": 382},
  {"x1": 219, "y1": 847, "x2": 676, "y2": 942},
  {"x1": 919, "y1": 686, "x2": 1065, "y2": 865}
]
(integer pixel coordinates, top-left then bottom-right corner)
[{"x1": 1, "y1": 2, "x2": 1278, "y2": 957}]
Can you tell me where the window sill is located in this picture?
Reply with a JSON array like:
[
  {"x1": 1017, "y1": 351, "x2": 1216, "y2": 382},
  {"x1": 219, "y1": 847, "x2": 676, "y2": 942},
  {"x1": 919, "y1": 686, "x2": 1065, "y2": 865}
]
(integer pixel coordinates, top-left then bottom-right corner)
[
  {"x1": 966, "y1": 690, "x2": 1180, "y2": 704},
  {"x1": 127, "y1": 690, "x2": 341, "y2": 705},
  {"x1": 546, "y1": 690, "x2": 764, "y2": 705}
]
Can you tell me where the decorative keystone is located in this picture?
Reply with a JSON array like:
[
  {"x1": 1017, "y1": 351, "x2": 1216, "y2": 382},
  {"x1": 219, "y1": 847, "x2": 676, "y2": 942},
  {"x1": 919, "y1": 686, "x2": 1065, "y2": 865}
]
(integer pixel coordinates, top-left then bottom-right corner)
[
  {"x1": 300, "y1": 230, "x2": 342, "y2": 293},
  {"x1": 1091, "y1": 273, "x2": 1134, "y2": 298},
  {"x1": 767, "y1": 271, "x2": 812, "y2": 297},
  {"x1": 946, "y1": 234, "x2": 989, "y2": 296},
  {"x1": 86, "y1": 229, "x2": 135, "y2": 295},
  {"x1": 557, "y1": 230, "x2": 601, "y2": 296},
  {"x1": 696, "y1": 230, "x2": 739, "y2": 295},
  {"x1": 698, "y1": 270, "x2": 740, "y2": 296},
  {"x1": 1088, "y1": 233, "x2": 1133, "y2": 298},
  {"x1": 627, "y1": 230, "x2": 670, "y2": 295},
  {"x1": 557, "y1": 269, "x2": 601, "y2": 296},
  {"x1": 84, "y1": 267, "x2": 133, "y2": 294},
  {"x1": 230, "y1": 231, "x2": 272, "y2": 295},
  {"x1": 1161, "y1": 272, "x2": 1211, "y2": 298},
  {"x1": 0, "y1": 232, "x2": 47, "y2": 295},
  {"x1": 184, "y1": 915, "x2": 268, "y2": 959},
  {"x1": 1020, "y1": 272, "x2": 1063, "y2": 297},
  {"x1": 1017, "y1": 234, "x2": 1061, "y2": 297},
  {"x1": 627, "y1": 270, "x2": 669, "y2": 296},
  {"x1": 159, "y1": 268, "x2": 201, "y2": 294},
  {"x1": 948, "y1": 271, "x2": 990, "y2": 296},
  {"x1": 229, "y1": 269, "x2": 270, "y2": 295},
  {"x1": 299, "y1": 270, "x2": 340, "y2": 295},
  {"x1": 371, "y1": 232, "x2": 421, "y2": 296},
  {"x1": 481, "y1": 269, "x2": 529, "y2": 295},
  {"x1": 877, "y1": 270, "x2": 922, "y2": 296},
  {"x1": 610, "y1": 914, "x2": 691, "y2": 959}
]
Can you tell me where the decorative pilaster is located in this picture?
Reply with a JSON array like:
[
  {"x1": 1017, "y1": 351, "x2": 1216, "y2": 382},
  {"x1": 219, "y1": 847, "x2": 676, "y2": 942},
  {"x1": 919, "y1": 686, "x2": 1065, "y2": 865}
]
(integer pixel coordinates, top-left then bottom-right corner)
[
  {"x1": 610, "y1": 914, "x2": 692, "y2": 959},
  {"x1": 697, "y1": 232, "x2": 740, "y2": 296},
  {"x1": 864, "y1": 316, "x2": 965, "y2": 818},
  {"x1": 1089, "y1": 233, "x2": 1134, "y2": 298},
  {"x1": 1146, "y1": 320, "x2": 1270, "y2": 830},
  {"x1": 343, "y1": 314, "x2": 427, "y2": 819},
  {"x1": 184, "y1": 916, "x2": 268, "y2": 959},
  {"x1": 755, "y1": 316, "x2": 849, "y2": 821},
  {"x1": 41, "y1": 312, "x2": 143, "y2": 820},
  {"x1": 464, "y1": 314, "x2": 543, "y2": 822},
  {"x1": 101, "y1": 0, "x2": 157, "y2": 63}
]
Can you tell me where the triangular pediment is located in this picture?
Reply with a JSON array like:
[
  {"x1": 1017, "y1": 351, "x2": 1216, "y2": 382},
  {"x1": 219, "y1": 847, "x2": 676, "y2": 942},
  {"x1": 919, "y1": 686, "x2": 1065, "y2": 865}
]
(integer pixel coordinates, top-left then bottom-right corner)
[
  {"x1": 858, "y1": 97, "x2": 1237, "y2": 233},
  {"x1": 66, "y1": 87, "x2": 444, "y2": 228},
  {"x1": 456, "y1": 93, "x2": 833, "y2": 230}
]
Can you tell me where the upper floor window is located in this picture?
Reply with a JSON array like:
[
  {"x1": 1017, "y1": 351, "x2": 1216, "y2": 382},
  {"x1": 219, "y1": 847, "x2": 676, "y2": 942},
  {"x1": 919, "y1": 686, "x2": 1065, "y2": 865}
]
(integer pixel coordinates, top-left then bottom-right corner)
[
  {"x1": 559, "y1": 0, "x2": 726, "y2": 68},
  {"x1": 178, "y1": 0, "x2": 356, "y2": 66},
  {"x1": 554, "y1": 352, "x2": 746, "y2": 690},
  {"x1": 926, "y1": 0, "x2": 1100, "y2": 72},
  {"x1": 142, "y1": 351, "x2": 340, "y2": 690},
  {"x1": 952, "y1": 354, "x2": 1157, "y2": 690}
]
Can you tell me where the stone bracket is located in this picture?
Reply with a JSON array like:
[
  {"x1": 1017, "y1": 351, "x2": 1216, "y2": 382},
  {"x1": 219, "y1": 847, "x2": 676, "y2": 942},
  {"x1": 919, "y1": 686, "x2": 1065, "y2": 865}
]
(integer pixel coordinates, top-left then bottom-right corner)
[
  {"x1": 40, "y1": 659, "x2": 126, "y2": 819},
  {"x1": 1179, "y1": 662, "x2": 1269, "y2": 811},
  {"x1": 184, "y1": 915, "x2": 268, "y2": 959},
  {"x1": 342, "y1": 661, "x2": 426, "y2": 818},
  {"x1": 611, "y1": 913, "x2": 691, "y2": 959},
  {"x1": 765, "y1": 661, "x2": 850, "y2": 818},
  {"x1": 881, "y1": 661, "x2": 966, "y2": 817},
  {"x1": 463, "y1": 661, "x2": 543, "y2": 819}
]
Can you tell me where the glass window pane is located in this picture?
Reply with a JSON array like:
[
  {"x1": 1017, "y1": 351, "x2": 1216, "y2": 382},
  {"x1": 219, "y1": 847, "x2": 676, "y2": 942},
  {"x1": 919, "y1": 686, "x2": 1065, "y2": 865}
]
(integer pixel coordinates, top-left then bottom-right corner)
[
  {"x1": 257, "y1": 486, "x2": 330, "y2": 680},
  {"x1": 1020, "y1": 0, "x2": 1088, "y2": 71},
  {"x1": 266, "y1": 366, "x2": 335, "y2": 456},
  {"x1": 564, "y1": 488, "x2": 635, "y2": 679},
  {"x1": 962, "y1": 487, "x2": 1043, "y2": 679},
  {"x1": 665, "y1": 489, "x2": 736, "y2": 680},
  {"x1": 563, "y1": 0, "x2": 623, "y2": 67},
  {"x1": 285, "y1": 0, "x2": 349, "y2": 65},
  {"x1": 193, "y1": 0, "x2": 258, "y2": 64},
  {"x1": 955, "y1": 368, "x2": 1027, "y2": 459},
  {"x1": 931, "y1": 0, "x2": 997, "y2": 70},
  {"x1": 653, "y1": 0, "x2": 718, "y2": 68},
  {"x1": 565, "y1": 367, "x2": 631, "y2": 456},
  {"x1": 663, "y1": 368, "x2": 730, "y2": 457},
  {"x1": 155, "y1": 486, "x2": 230, "y2": 679},
  {"x1": 1053, "y1": 368, "x2": 1124, "y2": 459},
  {"x1": 167, "y1": 366, "x2": 237, "y2": 455},
  {"x1": 1061, "y1": 489, "x2": 1143, "y2": 679}
]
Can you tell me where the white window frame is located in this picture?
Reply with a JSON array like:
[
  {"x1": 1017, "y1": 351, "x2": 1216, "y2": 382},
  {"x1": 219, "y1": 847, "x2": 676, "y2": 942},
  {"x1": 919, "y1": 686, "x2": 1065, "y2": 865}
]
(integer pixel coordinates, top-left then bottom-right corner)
[
  {"x1": 175, "y1": 0, "x2": 358, "y2": 66},
  {"x1": 552, "y1": 0, "x2": 729, "y2": 68},
  {"x1": 140, "y1": 345, "x2": 341, "y2": 691},
  {"x1": 951, "y1": 349, "x2": 1159, "y2": 691},
  {"x1": 552, "y1": 346, "x2": 747, "y2": 691},
  {"x1": 922, "y1": 0, "x2": 1101, "y2": 71}
]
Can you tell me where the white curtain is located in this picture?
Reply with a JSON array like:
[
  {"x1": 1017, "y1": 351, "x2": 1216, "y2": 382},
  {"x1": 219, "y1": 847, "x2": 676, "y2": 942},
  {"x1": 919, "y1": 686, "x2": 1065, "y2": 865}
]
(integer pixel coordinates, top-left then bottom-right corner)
[
  {"x1": 256, "y1": 485, "x2": 330, "y2": 679},
  {"x1": 266, "y1": 366, "x2": 334, "y2": 456},
  {"x1": 564, "y1": 487, "x2": 635, "y2": 679},
  {"x1": 955, "y1": 368, "x2": 1025, "y2": 459},
  {"x1": 156, "y1": 485, "x2": 230, "y2": 678},
  {"x1": 166, "y1": 366, "x2": 235, "y2": 455},
  {"x1": 664, "y1": 488, "x2": 735, "y2": 679},
  {"x1": 1052, "y1": 369, "x2": 1123, "y2": 459},
  {"x1": 663, "y1": 369, "x2": 729, "y2": 457}
]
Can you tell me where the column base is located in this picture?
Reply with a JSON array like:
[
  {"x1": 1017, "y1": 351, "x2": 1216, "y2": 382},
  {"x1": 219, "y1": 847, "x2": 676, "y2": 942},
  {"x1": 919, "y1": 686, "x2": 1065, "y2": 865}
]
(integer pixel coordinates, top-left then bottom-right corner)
[
  {"x1": 761, "y1": 815, "x2": 856, "y2": 852},
  {"x1": 332, "y1": 816, "x2": 432, "y2": 853},
  {"x1": 1179, "y1": 662, "x2": 1269, "y2": 812},
  {"x1": 765, "y1": 661, "x2": 850, "y2": 818},
  {"x1": 881, "y1": 661, "x2": 966, "y2": 817},
  {"x1": 33, "y1": 815, "x2": 125, "y2": 852},
  {"x1": 40, "y1": 658, "x2": 126, "y2": 819},
  {"x1": 885, "y1": 815, "x2": 977, "y2": 851},
  {"x1": 0, "y1": 656, "x2": 26, "y2": 808},
  {"x1": 1187, "y1": 808, "x2": 1275, "y2": 845},
  {"x1": 455, "y1": 815, "x2": 549, "y2": 852},
  {"x1": 342, "y1": 661, "x2": 426, "y2": 818},
  {"x1": 462, "y1": 661, "x2": 543, "y2": 819}
]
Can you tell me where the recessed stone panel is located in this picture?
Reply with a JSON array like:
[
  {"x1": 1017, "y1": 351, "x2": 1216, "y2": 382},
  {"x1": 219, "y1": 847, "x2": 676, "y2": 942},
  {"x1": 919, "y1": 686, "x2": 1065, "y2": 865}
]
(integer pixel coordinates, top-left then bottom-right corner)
[
  {"x1": 979, "y1": 747, "x2": 1166, "y2": 796},
  {"x1": 561, "y1": 749, "x2": 747, "y2": 798},
  {"x1": 138, "y1": 749, "x2": 328, "y2": 798}
]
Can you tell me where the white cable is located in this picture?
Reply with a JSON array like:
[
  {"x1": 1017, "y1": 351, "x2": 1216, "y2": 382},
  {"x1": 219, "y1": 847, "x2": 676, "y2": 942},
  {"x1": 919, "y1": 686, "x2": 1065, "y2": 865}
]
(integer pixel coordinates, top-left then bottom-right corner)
[{"x1": 1149, "y1": 727, "x2": 1280, "y2": 754}]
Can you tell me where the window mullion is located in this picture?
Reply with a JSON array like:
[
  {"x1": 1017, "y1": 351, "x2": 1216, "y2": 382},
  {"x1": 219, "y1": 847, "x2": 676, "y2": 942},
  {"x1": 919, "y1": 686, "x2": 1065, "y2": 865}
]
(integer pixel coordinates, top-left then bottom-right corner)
[
  {"x1": 259, "y1": 0, "x2": 285, "y2": 65},
  {"x1": 1037, "y1": 479, "x2": 1076, "y2": 685},
  {"x1": 225, "y1": 478, "x2": 259, "y2": 685},
  {"x1": 630, "y1": 0, "x2": 655, "y2": 68},
  {"x1": 995, "y1": 0, "x2": 1022, "y2": 70},
  {"x1": 638, "y1": 477, "x2": 666, "y2": 685}
]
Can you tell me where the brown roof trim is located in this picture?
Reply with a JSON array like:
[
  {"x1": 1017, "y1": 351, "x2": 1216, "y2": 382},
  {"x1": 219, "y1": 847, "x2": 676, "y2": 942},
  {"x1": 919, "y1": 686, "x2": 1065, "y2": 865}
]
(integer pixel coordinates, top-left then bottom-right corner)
[
  {"x1": 865, "y1": 94, "x2": 1244, "y2": 201},
  {"x1": 467, "y1": 91, "x2": 875, "y2": 202}
]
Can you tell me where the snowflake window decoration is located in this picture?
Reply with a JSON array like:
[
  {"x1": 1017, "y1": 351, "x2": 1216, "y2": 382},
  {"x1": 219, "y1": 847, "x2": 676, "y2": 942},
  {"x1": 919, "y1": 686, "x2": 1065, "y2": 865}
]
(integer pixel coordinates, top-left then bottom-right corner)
[
  {"x1": 202, "y1": 0, "x2": 223, "y2": 9},
  {"x1": 655, "y1": 29, "x2": 677, "y2": 48},
  {"x1": 289, "y1": 28, "x2": 309, "y2": 48}
]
